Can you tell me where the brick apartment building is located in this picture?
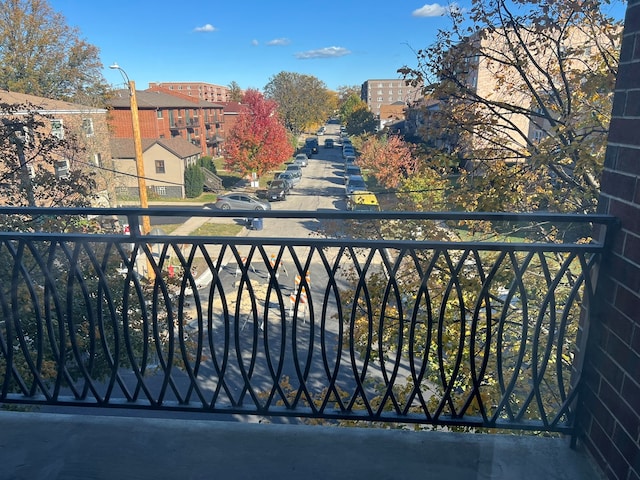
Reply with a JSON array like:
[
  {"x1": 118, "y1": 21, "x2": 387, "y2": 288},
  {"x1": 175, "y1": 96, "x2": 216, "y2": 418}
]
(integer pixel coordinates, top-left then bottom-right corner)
[
  {"x1": 148, "y1": 82, "x2": 230, "y2": 103},
  {"x1": 108, "y1": 87, "x2": 225, "y2": 157},
  {"x1": 361, "y1": 79, "x2": 422, "y2": 117},
  {"x1": 0, "y1": 89, "x2": 114, "y2": 206}
]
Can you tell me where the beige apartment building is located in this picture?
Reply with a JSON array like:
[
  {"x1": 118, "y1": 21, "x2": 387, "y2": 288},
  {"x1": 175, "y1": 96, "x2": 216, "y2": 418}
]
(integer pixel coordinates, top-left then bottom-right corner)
[
  {"x1": 110, "y1": 137, "x2": 201, "y2": 200},
  {"x1": 454, "y1": 25, "x2": 619, "y2": 158},
  {"x1": 405, "y1": 24, "x2": 619, "y2": 163}
]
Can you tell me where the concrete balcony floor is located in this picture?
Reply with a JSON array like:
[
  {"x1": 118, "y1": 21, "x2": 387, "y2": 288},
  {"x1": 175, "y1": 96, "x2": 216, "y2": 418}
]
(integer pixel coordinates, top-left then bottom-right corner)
[{"x1": 0, "y1": 411, "x2": 604, "y2": 480}]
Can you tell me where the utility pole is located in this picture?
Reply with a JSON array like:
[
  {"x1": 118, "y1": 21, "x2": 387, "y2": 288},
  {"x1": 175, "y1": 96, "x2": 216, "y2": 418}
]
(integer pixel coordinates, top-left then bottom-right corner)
[
  {"x1": 3, "y1": 119, "x2": 36, "y2": 207},
  {"x1": 110, "y1": 63, "x2": 151, "y2": 236},
  {"x1": 110, "y1": 64, "x2": 155, "y2": 282}
]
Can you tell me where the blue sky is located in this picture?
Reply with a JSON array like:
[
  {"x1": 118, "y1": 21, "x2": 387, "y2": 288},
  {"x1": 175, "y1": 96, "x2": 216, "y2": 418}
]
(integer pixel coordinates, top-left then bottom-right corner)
[
  {"x1": 48, "y1": 1, "x2": 469, "y2": 92},
  {"x1": 48, "y1": 1, "x2": 628, "y2": 93}
]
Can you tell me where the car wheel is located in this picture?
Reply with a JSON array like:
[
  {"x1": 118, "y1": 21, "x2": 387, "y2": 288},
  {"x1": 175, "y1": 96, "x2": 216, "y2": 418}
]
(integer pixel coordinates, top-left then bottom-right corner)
[
  {"x1": 255, "y1": 206, "x2": 264, "y2": 211},
  {"x1": 220, "y1": 204, "x2": 230, "y2": 210}
]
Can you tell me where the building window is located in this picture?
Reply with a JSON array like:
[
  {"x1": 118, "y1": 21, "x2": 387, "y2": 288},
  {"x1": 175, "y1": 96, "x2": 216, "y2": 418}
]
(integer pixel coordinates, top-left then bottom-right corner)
[
  {"x1": 156, "y1": 110, "x2": 163, "y2": 119},
  {"x1": 377, "y1": 96, "x2": 383, "y2": 102},
  {"x1": 54, "y1": 159, "x2": 70, "y2": 179},
  {"x1": 533, "y1": 129, "x2": 545, "y2": 142},
  {"x1": 82, "y1": 118, "x2": 94, "y2": 137},
  {"x1": 156, "y1": 186, "x2": 167, "y2": 196},
  {"x1": 155, "y1": 160, "x2": 165, "y2": 174},
  {"x1": 93, "y1": 153, "x2": 102, "y2": 166},
  {"x1": 51, "y1": 119, "x2": 64, "y2": 139}
]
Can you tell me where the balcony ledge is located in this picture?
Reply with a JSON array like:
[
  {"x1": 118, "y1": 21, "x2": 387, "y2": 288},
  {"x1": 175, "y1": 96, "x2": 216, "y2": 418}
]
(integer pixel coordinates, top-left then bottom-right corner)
[{"x1": 0, "y1": 411, "x2": 603, "y2": 480}]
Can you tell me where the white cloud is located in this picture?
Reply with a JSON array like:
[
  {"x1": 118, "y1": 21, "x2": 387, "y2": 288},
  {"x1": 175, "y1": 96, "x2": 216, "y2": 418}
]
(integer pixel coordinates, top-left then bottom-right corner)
[
  {"x1": 411, "y1": 3, "x2": 448, "y2": 17},
  {"x1": 194, "y1": 23, "x2": 216, "y2": 32},
  {"x1": 295, "y1": 46, "x2": 351, "y2": 59},
  {"x1": 267, "y1": 38, "x2": 291, "y2": 46},
  {"x1": 251, "y1": 39, "x2": 259, "y2": 46}
]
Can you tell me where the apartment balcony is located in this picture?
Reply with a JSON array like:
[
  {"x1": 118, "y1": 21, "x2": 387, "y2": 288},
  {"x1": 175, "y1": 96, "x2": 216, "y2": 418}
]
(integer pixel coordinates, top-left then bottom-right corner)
[
  {"x1": 170, "y1": 118, "x2": 186, "y2": 130},
  {"x1": 0, "y1": 207, "x2": 614, "y2": 479}
]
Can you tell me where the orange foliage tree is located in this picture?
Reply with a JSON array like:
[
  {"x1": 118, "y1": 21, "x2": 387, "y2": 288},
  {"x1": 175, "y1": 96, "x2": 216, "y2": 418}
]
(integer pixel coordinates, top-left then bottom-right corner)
[
  {"x1": 224, "y1": 89, "x2": 293, "y2": 178},
  {"x1": 358, "y1": 134, "x2": 418, "y2": 188}
]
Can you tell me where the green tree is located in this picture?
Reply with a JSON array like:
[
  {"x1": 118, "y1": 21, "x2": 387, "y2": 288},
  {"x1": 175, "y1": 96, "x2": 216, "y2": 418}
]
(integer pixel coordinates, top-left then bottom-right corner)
[
  {"x1": 224, "y1": 89, "x2": 293, "y2": 177},
  {"x1": 197, "y1": 155, "x2": 216, "y2": 174},
  {"x1": 227, "y1": 81, "x2": 243, "y2": 102},
  {"x1": 0, "y1": 0, "x2": 109, "y2": 105},
  {"x1": 264, "y1": 71, "x2": 333, "y2": 134},
  {"x1": 399, "y1": 0, "x2": 622, "y2": 216},
  {"x1": 338, "y1": 94, "x2": 365, "y2": 124},
  {"x1": 184, "y1": 164, "x2": 204, "y2": 198},
  {"x1": 337, "y1": 85, "x2": 361, "y2": 106},
  {"x1": 345, "y1": 105, "x2": 377, "y2": 136}
]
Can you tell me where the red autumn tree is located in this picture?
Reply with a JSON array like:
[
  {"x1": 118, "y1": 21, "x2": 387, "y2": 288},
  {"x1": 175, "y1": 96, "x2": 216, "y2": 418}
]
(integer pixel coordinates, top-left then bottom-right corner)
[
  {"x1": 224, "y1": 89, "x2": 293, "y2": 177},
  {"x1": 358, "y1": 134, "x2": 417, "y2": 188}
]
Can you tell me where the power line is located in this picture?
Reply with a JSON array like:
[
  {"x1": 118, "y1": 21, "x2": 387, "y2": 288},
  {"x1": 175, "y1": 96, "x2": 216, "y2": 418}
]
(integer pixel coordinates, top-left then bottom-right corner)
[{"x1": 72, "y1": 158, "x2": 188, "y2": 187}]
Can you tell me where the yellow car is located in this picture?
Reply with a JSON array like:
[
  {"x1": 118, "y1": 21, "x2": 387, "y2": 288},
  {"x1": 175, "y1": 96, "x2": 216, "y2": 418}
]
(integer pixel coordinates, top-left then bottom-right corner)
[{"x1": 346, "y1": 191, "x2": 380, "y2": 211}]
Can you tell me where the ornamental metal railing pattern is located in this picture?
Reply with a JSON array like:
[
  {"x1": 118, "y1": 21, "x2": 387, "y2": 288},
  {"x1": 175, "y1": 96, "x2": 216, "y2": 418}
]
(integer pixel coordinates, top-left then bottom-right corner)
[{"x1": 0, "y1": 208, "x2": 616, "y2": 434}]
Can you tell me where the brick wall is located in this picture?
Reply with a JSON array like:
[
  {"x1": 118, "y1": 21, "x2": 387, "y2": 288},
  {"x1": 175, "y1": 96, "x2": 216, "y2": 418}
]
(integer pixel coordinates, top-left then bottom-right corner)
[{"x1": 580, "y1": 1, "x2": 640, "y2": 479}]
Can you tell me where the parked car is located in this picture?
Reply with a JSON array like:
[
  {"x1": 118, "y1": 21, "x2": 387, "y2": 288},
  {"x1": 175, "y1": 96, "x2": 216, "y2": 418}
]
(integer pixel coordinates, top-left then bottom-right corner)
[
  {"x1": 275, "y1": 171, "x2": 300, "y2": 187},
  {"x1": 344, "y1": 165, "x2": 362, "y2": 183},
  {"x1": 294, "y1": 153, "x2": 309, "y2": 167},
  {"x1": 305, "y1": 137, "x2": 319, "y2": 154},
  {"x1": 214, "y1": 193, "x2": 272, "y2": 211},
  {"x1": 264, "y1": 179, "x2": 290, "y2": 201},
  {"x1": 346, "y1": 191, "x2": 380, "y2": 211},
  {"x1": 342, "y1": 147, "x2": 355, "y2": 158},
  {"x1": 345, "y1": 175, "x2": 367, "y2": 196},
  {"x1": 344, "y1": 155, "x2": 357, "y2": 167},
  {"x1": 285, "y1": 164, "x2": 303, "y2": 180},
  {"x1": 317, "y1": 126, "x2": 325, "y2": 136},
  {"x1": 324, "y1": 138, "x2": 334, "y2": 148}
]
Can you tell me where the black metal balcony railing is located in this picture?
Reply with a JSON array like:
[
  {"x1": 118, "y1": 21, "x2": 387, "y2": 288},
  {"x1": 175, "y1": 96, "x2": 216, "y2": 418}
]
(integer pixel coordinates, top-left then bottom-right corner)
[{"x1": 0, "y1": 208, "x2": 616, "y2": 437}]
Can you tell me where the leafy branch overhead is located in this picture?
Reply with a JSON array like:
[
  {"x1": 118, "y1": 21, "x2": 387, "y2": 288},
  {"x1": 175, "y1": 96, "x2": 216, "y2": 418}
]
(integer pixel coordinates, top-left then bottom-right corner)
[{"x1": 399, "y1": 0, "x2": 622, "y2": 215}]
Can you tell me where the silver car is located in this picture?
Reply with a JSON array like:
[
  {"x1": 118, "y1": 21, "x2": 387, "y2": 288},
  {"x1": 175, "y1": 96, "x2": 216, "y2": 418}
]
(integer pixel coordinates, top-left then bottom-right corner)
[
  {"x1": 345, "y1": 175, "x2": 367, "y2": 196},
  {"x1": 294, "y1": 153, "x2": 309, "y2": 167},
  {"x1": 214, "y1": 193, "x2": 272, "y2": 211},
  {"x1": 275, "y1": 171, "x2": 300, "y2": 187}
]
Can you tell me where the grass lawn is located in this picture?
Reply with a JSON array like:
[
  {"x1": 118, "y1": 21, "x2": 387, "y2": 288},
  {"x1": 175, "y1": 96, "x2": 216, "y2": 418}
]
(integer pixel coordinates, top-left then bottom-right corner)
[{"x1": 191, "y1": 221, "x2": 244, "y2": 237}]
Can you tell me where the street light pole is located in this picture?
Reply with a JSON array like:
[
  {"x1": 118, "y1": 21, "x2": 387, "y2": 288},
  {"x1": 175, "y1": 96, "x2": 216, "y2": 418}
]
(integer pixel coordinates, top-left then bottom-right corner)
[{"x1": 109, "y1": 63, "x2": 151, "y2": 236}]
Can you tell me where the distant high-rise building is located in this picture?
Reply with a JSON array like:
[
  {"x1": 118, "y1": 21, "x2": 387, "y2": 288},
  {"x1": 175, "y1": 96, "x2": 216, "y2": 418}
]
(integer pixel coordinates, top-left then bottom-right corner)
[
  {"x1": 148, "y1": 82, "x2": 231, "y2": 103},
  {"x1": 361, "y1": 79, "x2": 422, "y2": 117}
]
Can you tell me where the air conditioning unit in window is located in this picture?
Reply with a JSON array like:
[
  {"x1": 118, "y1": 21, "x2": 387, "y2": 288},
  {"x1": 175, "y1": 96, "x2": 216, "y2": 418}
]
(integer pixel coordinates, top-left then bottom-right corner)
[
  {"x1": 51, "y1": 119, "x2": 64, "y2": 140},
  {"x1": 55, "y1": 159, "x2": 70, "y2": 179}
]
